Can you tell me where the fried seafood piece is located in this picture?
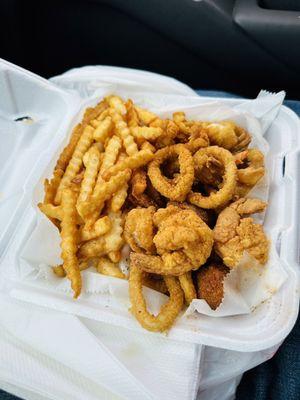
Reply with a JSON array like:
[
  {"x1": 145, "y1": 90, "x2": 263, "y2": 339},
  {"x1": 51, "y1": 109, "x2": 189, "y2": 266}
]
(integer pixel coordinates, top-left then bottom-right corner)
[
  {"x1": 188, "y1": 146, "x2": 237, "y2": 209},
  {"x1": 172, "y1": 111, "x2": 201, "y2": 138},
  {"x1": 194, "y1": 152, "x2": 224, "y2": 187},
  {"x1": 142, "y1": 274, "x2": 168, "y2": 294},
  {"x1": 167, "y1": 201, "x2": 212, "y2": 226},
  {"x1": 129, "y1": 169, "x2": 157, "y2": 208},
  {"x1": 234, "y1": 149, "x2": 265, "y2": 198},
  {"x1": 185, "y1": 124, "x2": 210, "y2": 154},
  {"x1": 179, "y1": 272, "x2": 197, "y2": 305},
  {"x1": 148, "y1": 144, "x2": 194, "y2": 201},
  {"x1": 155, "y1": 120, "x2": 180, "y2": 148},
  {"x1": 196, "y1": 263, "x2": 229, "y2": 310},
  {"x1": 203, "y1": 121, "x2": 251, "y2": 152},
  {"x1": 124, "y1": 207, "x2": 156, "y2": 254},
  {"x1": 213, "y1": 198, "x2": 269, "y2": 268},
  {"x1": 129, "y1": 262, "x2": 184, "y2": 332},
  {"x1": 230, "y1": 197, "x2": 266, "y2": 215},
  {"x1": 170, "y1": 112, "x2": 210, "y2": 152},
  {"x1": 130, "y1": 205, "x2": 213, "y2": 275}
]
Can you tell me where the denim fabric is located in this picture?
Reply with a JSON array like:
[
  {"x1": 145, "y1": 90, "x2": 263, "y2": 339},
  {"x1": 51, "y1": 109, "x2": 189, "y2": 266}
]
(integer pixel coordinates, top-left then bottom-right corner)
[
  {"x1": 0, "y1": 393, "x2": 21, "y2": 400},
  {"x1": 0, "y1": 91, "x2": 299, "y2": 400}
]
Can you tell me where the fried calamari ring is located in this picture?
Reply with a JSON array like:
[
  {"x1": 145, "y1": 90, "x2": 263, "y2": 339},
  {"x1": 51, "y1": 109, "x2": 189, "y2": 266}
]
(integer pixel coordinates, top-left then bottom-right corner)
[
  {"x1": 235, "y1": 148, "x2": 265, "y2": 187},
  {"x1": 178, "y1": 272, "x2": 197, "y2": 305},
  {"x1": 188, "y1": 146, "x2": 237, "y2": 209},
  {"x1": 142, "y1": 274, "x2": 168, "y2": 294},
  {"x1": 148, "y1": 144, "x2": 194, "y2": 201},
  {"x1": 124, "y1": 207, "x2": 156, "y2": 254},
  {"x1": 129, "y1": 262, "x2": 184, "y2": 332}
]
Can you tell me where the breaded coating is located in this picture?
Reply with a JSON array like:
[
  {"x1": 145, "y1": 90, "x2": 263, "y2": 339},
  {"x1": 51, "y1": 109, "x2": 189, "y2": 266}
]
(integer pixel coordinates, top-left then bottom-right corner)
[{"x1": 197, "y1": 263, "x2": 229, "y2": 309}]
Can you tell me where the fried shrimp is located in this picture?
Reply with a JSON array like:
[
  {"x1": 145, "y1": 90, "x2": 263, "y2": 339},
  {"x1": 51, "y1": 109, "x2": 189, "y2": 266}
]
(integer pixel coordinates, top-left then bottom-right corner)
[
  {"x1": 124, "y1": 207, "x2": 156, "y2": 254},
  {"x1": 234, "y1": 148, "x2": 265, "y2": 197},
  {"x1": 204, "y1": 121, "x2": 251, "y2": 152},
  {"x1": 188, "y1": 146, "x2": 237, "y2": 209},
  {"x1": 148, "y1": 144, "x2": 194, "y2": 201},
  {"x1": 214, "y1": 198, "x2": 269, "y2": 267},
  {"x1": 131, "y1": 205, "x2": 213, "y2": 275}
]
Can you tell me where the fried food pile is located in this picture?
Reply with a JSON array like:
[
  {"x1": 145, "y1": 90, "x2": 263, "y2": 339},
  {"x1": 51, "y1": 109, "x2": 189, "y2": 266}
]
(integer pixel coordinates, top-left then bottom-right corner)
[{"x1": 38, "y1": 95, "x2": 269, "y2": 332}]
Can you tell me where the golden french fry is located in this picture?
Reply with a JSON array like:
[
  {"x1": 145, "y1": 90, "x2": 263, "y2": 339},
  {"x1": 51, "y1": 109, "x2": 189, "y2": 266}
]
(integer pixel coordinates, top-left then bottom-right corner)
[
  {"x1": 140, "y1": 141, "x2": 156, "y2": 153},
  {"x1": 89, "y1": 135, "x2": 123, "y2": 213},
  {"x1": 104, "y1": 211, "x2": 124, "y2": 252},
  {"x1": 55, "y1": 124, "x2": 83, "y2": 172},
  {"x1": 72, "y1": 170, "x2": 85, "y2": 185},
  {"x1": 38, "y1": 203, "x2": 83, "y2": 224},
  {"x1": 83, "y1": 99, "x2": 108, "y2": 122},
  {"x1": 53, "y1": 265, "x2": 66, "y2": 278},
  {"x1": 90, "y1": 109, "x2": 110, "y2": 128},
  {"x1": 134, "y1": 106, "x2": 157, "y2": 125},
  {"x1": 43, "y1": 168, "x2": 64, "y2": 205},
  {"x1": 97, "y1": 257, "x2": 126, "y2": 279},
  {"x1": 108, "y1": 152, "x2": 129, "y2": 212},
  {"x1": 173, "y1": 111, "x2": 185, "y2": 124},
  {"x1": 83, "y1": 144, "x2": 104, "y2": 167},
  {"x1": 55, "y1": 125, "x2": 94, "y2": 205},
  {"x1": 77, "y1": 146, "x2": 101, "y2": 204},
  {"x1": 102, "y1": 149, "x2": 154, "y2": 180},
  {"x1": 77, "y1": 169, "x2": 131, "y2": 220},
  {"x1": 80, "y1": 216, "x2": 112, "y2": 242},
  {"x1": 126, "y1": 99, "x2": 139, "y2": 128},
  {"x1": 100, "y1": 135, "x2": 122, "y2": 175},
  {"x1": 82, "y1": 149, "x2": 91, "y2": 167},
  {"x1": 131, "y1": 126, "x2": 163, "y2": 141},
  {"x1": 53, "y1": 261, "x2": 89, "y2": 278},
  {"x1": 109, "y1": 109, "x2": 138, "y2": 156},
  {"x1": 109, "y1": 182, "x2": 128, "y2": 212},
  {"x1": 78, "y1": 236, "x2": 106, "y2": 259},
  {"x1": 178, "y1": 272, "x2": 197, "y2": 305},
  {"x1": 93, "y1": 116, "x2": 113, "y2": 142},
  {"x1": 38, "y1": 203, "x2": 63, "y2": 221},
  {"x1": 60, "y1": 188, "x2": 81, "y2": 298},
  {"x1": 107, "y1": 95, "x2": 126, "y2": 115},
  {"x1": 55, "y1": 100, "x2": 106, "y2": 173}
]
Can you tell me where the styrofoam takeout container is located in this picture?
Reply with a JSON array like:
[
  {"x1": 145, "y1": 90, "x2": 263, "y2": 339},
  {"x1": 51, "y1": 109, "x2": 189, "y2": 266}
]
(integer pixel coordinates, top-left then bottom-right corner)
[{"x1": 0, "y1": 59, "x2": 299, "y2": 353}]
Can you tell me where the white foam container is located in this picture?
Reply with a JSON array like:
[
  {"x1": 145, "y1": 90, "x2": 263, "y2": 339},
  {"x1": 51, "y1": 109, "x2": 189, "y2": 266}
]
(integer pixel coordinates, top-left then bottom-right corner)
[{"x1": 0, "y1": 59, "x2": 299, "y2": 353}]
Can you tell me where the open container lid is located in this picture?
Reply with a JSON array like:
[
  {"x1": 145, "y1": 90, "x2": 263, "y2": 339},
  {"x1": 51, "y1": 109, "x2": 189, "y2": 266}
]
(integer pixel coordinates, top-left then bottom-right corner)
[{"x1": 0, "y1": 59, "x2": 299, "y2": 352}]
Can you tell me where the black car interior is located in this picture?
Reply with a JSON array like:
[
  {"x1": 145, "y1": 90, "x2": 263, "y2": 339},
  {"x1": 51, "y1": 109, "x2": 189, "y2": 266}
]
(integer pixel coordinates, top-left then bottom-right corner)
[{"x1": 1, "y1": 0, "x2": 299, "y2": 98}]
